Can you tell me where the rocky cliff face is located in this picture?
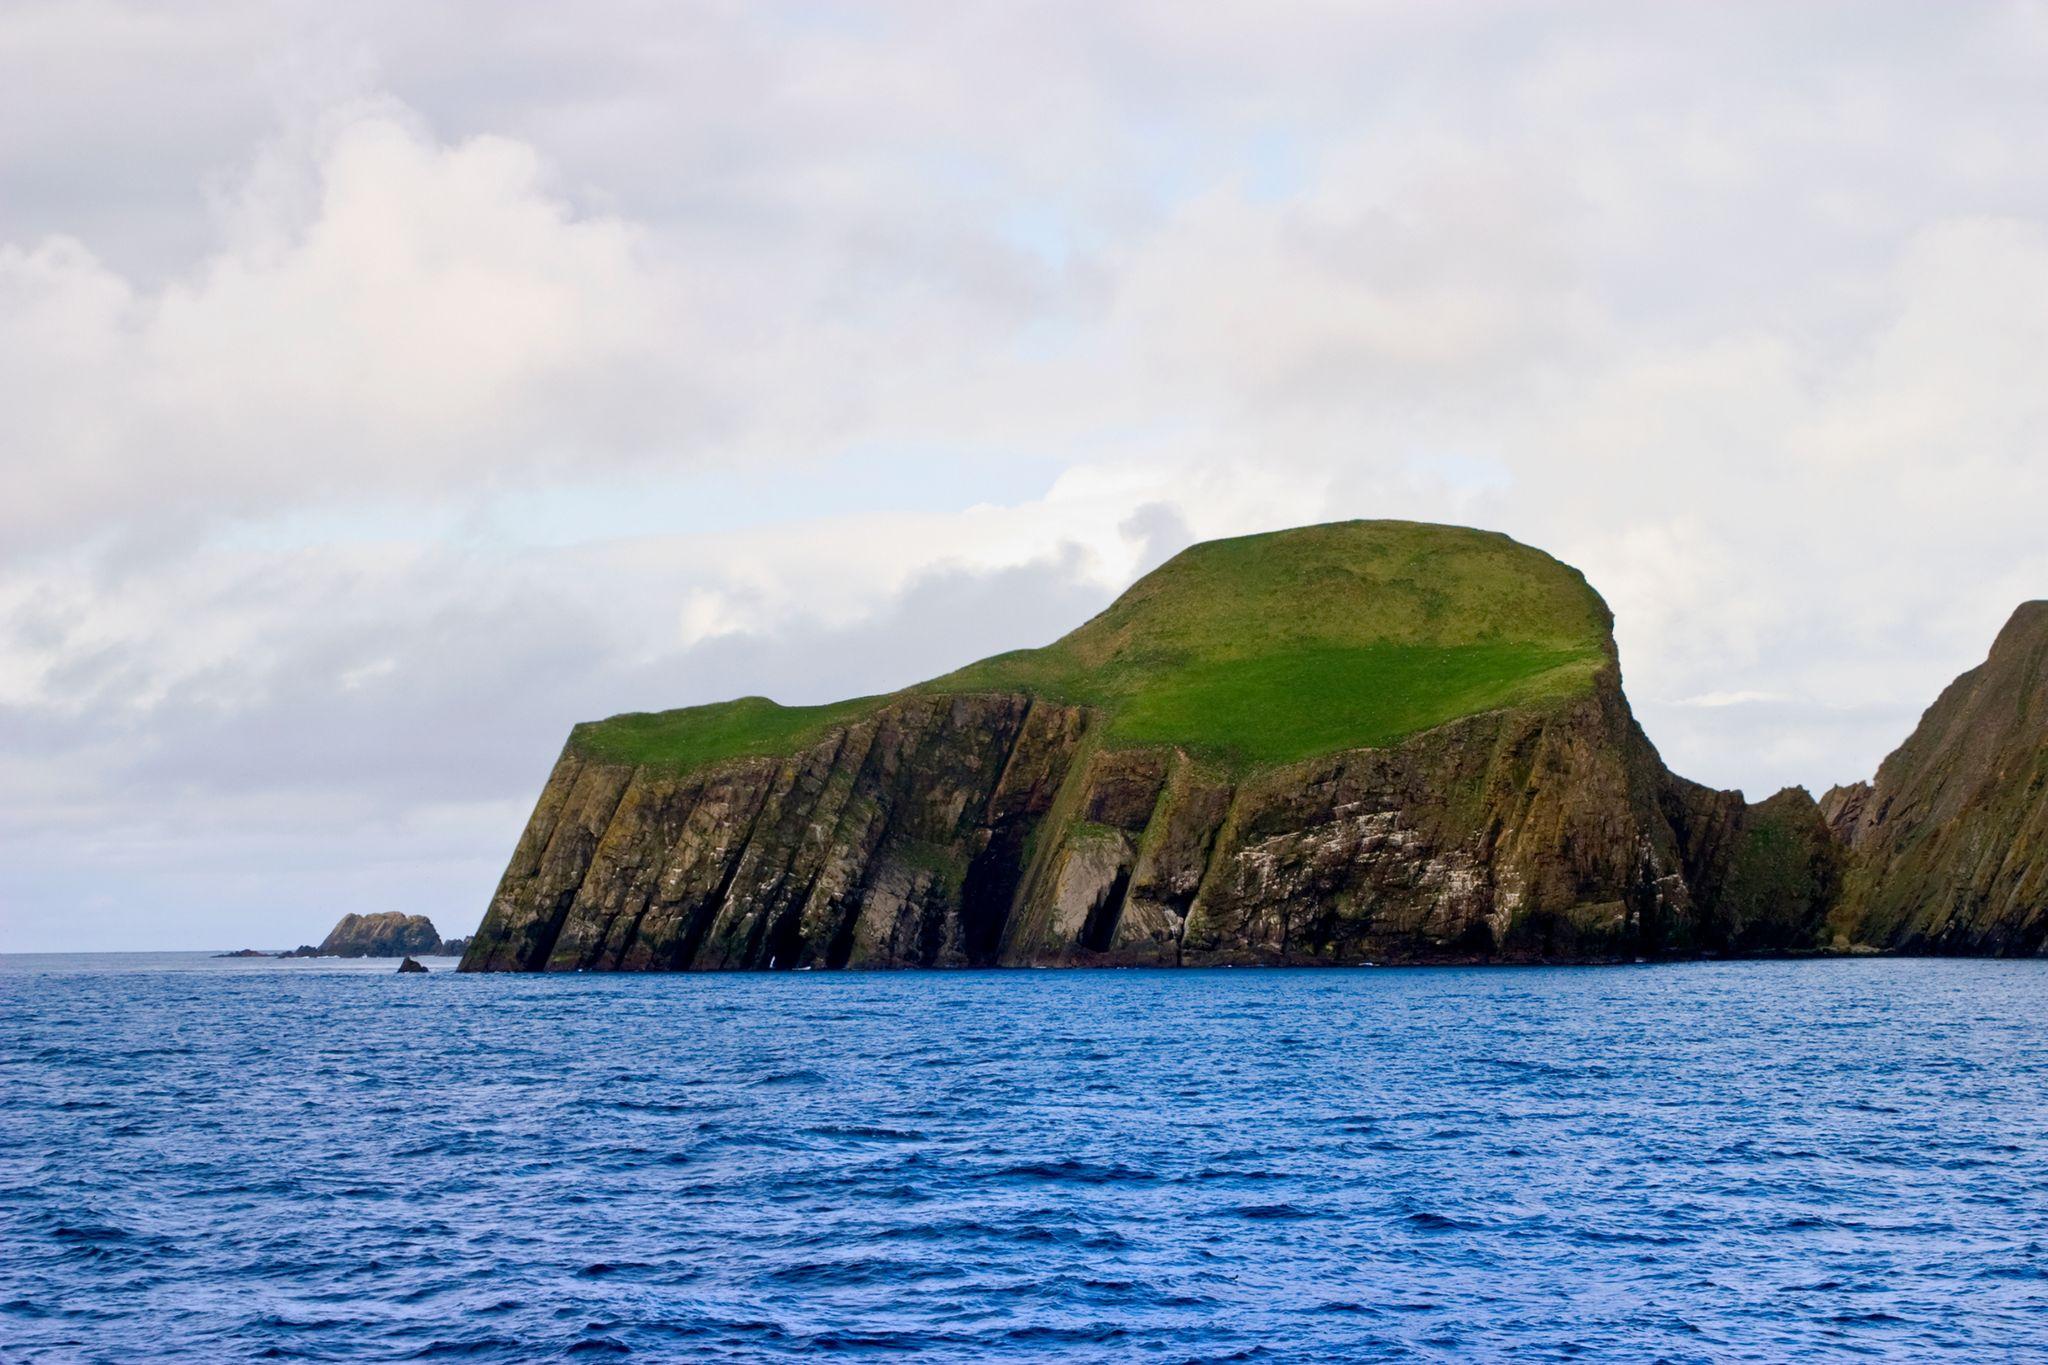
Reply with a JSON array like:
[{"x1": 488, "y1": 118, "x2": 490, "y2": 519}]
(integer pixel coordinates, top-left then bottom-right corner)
[
  {"x1": 1822, "y1": 602, "x2": 2048, "y2": 954},
  {"x1": 1688, "y1": 787, "x2": 1844, "y2": 953},
  {"x1": 461, "y1": 668, "x2": 1822, "y2": 971}
]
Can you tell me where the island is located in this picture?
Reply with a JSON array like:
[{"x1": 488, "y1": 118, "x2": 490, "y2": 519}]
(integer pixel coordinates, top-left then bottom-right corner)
[
  {"x1": 459, "y1": 520, "x2": 2046, "y2": 971},
  {"x1": 278, "y1": 913, "x2": 471, "y2": 959}
]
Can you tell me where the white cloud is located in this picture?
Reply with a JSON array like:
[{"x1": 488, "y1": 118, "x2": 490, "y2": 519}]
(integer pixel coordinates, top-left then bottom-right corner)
[
  {"x1": 2, "y1": 104, "x2": 668, "y2": 555},
  {"x1": 1671, "y1": 691, "x2": 1789, "y2": 710},
  {"x1": 152, "y1": 112, "x2": 653, "y2": 434}
]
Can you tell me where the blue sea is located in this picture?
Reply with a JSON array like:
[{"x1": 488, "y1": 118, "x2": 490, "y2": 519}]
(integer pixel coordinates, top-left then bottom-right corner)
[{"x1": 3, "y1": 955, "x2": 2046, "y2": 1362}]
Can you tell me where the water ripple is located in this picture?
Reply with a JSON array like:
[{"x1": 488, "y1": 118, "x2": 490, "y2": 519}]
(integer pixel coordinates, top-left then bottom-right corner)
[{"x1": 3, "y1": 953, "x2": 2047, "y2": 1360}]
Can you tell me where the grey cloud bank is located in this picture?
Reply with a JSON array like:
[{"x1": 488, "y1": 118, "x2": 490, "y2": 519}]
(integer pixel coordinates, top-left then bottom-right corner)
[{"x1": 2, "y1": 1, "x2": 2045, "y2": 949}]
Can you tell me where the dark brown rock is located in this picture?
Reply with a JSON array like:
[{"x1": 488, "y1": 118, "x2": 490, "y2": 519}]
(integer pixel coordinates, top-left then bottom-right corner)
[
  {"x1": 1703, "y1": 788, "x2": 1844, "y2": 953},
  {"x1": 310, "y1": 912, "x2": 448, "y2": 958}
]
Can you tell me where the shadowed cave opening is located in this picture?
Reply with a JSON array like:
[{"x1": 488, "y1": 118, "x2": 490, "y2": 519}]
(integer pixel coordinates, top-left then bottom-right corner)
[
  {"x1": 959, "y1": 820, "x2": 1032, "y2": 965},
  {"x1": 1077, "y1": 865, "x2": 1133, "y2": 954}
]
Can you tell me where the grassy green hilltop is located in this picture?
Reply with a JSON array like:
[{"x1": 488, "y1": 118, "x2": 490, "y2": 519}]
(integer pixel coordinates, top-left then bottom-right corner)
[{"x1": 568, "y1": 520, "x2": 1615, "y2": 777}]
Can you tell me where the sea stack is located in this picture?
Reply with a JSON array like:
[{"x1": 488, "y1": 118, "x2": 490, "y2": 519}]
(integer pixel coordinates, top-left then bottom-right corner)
[{"x1": 297, "y1": 912, "x2": 452, "y2": 958}]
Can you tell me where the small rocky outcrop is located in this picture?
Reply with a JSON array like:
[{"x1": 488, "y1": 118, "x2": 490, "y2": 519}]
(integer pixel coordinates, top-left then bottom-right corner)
[
  {"x1": 301, "y1": 912, "x2": 452, "y2": 958},
  {"x1": 397, "y1": 956, "x2": 429, "y2": 973}
]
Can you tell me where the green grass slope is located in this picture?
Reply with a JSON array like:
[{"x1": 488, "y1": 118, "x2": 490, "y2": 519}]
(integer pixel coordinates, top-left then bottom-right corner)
[{"x1": 570, "y1": 520, "x2": 1615, "y2": 776}]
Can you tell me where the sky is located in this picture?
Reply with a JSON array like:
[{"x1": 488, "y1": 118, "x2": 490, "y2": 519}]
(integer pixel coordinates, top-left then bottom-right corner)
[{"x1": 4, "y1": 1, "x2": 2047, "y2": 951}]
